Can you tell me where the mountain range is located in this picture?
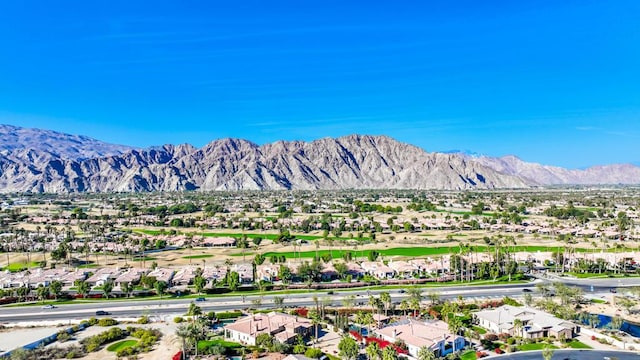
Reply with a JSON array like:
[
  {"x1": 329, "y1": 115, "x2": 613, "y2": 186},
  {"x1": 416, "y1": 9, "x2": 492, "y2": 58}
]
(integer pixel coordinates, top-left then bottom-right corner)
[{"x1": 0, "y1": 124, "x2": 638, "y2": 193}]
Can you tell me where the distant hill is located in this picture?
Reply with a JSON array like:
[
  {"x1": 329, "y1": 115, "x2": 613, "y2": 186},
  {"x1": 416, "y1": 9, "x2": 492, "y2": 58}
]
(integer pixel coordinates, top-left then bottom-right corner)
[
  {"x1": 470, "y1": 154, "x2": 640, "y2": 185},
  {"x1": 0, "y1": 124, "x2": 133, "y2": 160}
]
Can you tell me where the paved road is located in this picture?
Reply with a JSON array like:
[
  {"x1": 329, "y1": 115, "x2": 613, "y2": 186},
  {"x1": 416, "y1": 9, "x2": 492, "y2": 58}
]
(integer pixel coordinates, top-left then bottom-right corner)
[
  {"x1": 0, "y1": 276, "x2": 633, "y2": 323},
  {"x1": 485, "y1": 349, "x2": 640, "y2": 360}
]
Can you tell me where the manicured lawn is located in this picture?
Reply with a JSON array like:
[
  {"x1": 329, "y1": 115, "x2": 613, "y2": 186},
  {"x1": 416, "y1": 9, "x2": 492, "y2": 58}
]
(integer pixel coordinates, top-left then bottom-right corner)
[
  {"x1": 182, "y1": 254, "x2": 214, "y2": 259},
  {"x1": 591, "y1": 299, "x2": 607, "y2": 304},
  {"x1": 567, "y1": 340, "x2": 592, "y2": 349},
  {"x1": 518, "y1": 343, "x2": 558, "y2": 351},
  {"x1": 472, "y1": 325, "x2": 487, "y2": 334},
  {"x1": 256, "y1": 245, "x2": 566, "y2": 259},
  {"x1": 131, "y1": 229, "x2": 368, "y2": 242},
  {"x1": 2, "y1": 261, "x2": 41, "y2": 272},
  {"x1": 460, "y1": 350, "x2": 477, "y2": 360},
  {"x1": 197, "y1": 339, "x2": 242, "y2": 352},
  {"x1": 107, "y1": 340, "x2": 138, "y2": 352}
]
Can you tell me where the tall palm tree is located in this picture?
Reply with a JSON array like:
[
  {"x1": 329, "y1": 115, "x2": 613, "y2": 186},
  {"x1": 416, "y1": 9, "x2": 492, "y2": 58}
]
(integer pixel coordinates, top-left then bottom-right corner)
[
  {"x1": 380, "y1": 291, "x2": 392, "y2": 316},
  {"x1": 448, "y1": 316, "x2": 463, "y2": 354}
]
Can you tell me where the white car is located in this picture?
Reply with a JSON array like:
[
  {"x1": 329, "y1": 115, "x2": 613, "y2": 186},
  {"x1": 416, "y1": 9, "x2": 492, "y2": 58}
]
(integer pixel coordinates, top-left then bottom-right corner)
[{"x1": 42, "y1": 304, "x2": 56, "y2": 309}]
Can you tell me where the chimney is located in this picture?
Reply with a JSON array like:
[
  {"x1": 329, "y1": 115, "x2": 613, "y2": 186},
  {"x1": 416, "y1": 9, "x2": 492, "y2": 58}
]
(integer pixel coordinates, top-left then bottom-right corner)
[{"x1": 392, "y1": 329, "x2": 397, "y2": 339}]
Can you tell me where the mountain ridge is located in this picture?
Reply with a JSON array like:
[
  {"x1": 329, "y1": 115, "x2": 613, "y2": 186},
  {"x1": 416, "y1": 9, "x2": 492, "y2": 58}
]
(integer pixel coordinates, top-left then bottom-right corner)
[{"x1": 0, "y1": 124, "x2": 639, "y2": 192}]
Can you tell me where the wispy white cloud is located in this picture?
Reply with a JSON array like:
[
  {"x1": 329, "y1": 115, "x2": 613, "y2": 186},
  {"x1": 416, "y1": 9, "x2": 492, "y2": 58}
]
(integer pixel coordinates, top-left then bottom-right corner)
[{"x1": 576, "y1": 126, "x2": 599, "y2": 131}]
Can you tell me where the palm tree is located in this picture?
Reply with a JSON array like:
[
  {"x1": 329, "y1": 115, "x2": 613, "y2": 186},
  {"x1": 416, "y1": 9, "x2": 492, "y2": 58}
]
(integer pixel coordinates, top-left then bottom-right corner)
[
  {"x1": 102, "y1": 280, "x2": 114, "y2": 299},
  {"x1": 121, "y1": 282, "x2": 132, "y2": 298},
  {"x1": 513, "y1": 318, "x2": 524, "y2": 344},
  {"x1": 365, "y1": 342, "x2": 381, "y2": 360},
  {"x1": 417, "y1": 346, "x2": 437, "y2": 360},
  {"x1": 308, "y1": 309, "x2": 321, "y2": 345},
  {"x1": 542, "y1": 345, "x2": 555, "y2": 360},
  {"x1": 448, "y1": 316, "x2": 463, "y2": 354},
  {"x1": 380, "y1": 291, "x2": 392, "y2": 316},
  {"x1": 176, "y1": 322, "x2": 206, "y2": 358},
  {"x1": 381, "y1": 346, "x2": 398, "y2": 360}
]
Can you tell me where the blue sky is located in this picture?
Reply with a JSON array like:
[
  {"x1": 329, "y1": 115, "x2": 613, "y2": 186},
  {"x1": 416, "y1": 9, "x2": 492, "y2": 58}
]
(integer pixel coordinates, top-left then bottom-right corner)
[{"x1": 0, "y1": 1, "x2": 638, "y2": 169}]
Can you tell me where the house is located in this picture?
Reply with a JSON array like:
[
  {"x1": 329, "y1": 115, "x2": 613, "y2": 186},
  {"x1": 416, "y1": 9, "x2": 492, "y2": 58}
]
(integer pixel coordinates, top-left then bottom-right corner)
[
  {"x1": 85, "y1": 268, "x2": 122, "y2": 287},
  {"x1": 388, "y1": 260, "x2": 418, "y2": 278},
  {"x1": 172, "y1": 267, "x2": 197, "y2": 286},
  {"x1": 360, "y1": 262, "x2": 396, "y2": 279},
  {"x1": 224, "y1": 312, "x2": 315, "y2": 346},
  {"x1": 147, "y1": 268, "x2": 174, "y2": 285},
  {"x1": 474, "y1": 305, "x2": 577, "y2": 339},
  {"x1": 256, "y1": 264, "x2": 280, "y2": 282},
  {"x1": 374, "y1": 319, "x2": 465, "y2": 358},
  {"x1": 202, "y1": 237, "x2": 237, "y2": 247},
  {"x1": 114, "y1": 268, "x2": 147, "y2": 287}
]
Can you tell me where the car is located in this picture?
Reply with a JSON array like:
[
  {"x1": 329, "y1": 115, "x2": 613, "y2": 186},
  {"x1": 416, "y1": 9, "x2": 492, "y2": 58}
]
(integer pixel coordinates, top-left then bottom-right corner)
[
  {"x1": 522, "y1": 288, "x2": 532, "y2": 292},
  {"x1": 610, "y1": 289, "x2": 617, "y2": 293},
  {"x1": 195, "y1": 297, "x2": 206, "y2": 302},
  {"x1": 398, "y1": 289, "x2": 406, "y2": 294},
  {"x1": 95, "y1": 310, "x2": 110, "y2": 316},
  {"x1": 42, "y1": 304, "x2": 55, "y2": 309},
  {"x1": 327, "y1": 291, "x2": 334, "y2": 295}
]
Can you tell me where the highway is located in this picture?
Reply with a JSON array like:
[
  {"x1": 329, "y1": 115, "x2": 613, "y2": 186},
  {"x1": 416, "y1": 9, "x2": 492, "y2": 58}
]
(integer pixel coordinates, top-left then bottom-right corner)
[{"x1": 0, "y1": 277, "x2": 631, "y2": 323}]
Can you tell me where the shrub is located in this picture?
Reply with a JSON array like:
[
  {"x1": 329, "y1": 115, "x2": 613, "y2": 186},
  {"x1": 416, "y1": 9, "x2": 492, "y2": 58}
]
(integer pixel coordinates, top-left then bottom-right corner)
[
  {"x1": 174, "y1": 317, "x2": 184, "y2": 323},
  {"x1": 305, "y1": 348, "x2": 324, "y2": 359},
  {"x1": 484, "y1": 334, "x2": 499, "y2": 342},
  {"x1": 137, "y1": 315, "x2": 150, "y2": 324},
  {"x1": 495, "y1": 348, "x2": 504, "y2": 354},
  {"x1": 293, "y1": 344, "x2": 307, "y2": 354},
  {"x1": 216, "y1": 311, "x2": 243, "y2": 320},
  {"x1": 503, "y1": 297, "x2": 522, "y2": 307},
  {"x1": 97, "y1": 318, "x2": 118, "y2": 326}
]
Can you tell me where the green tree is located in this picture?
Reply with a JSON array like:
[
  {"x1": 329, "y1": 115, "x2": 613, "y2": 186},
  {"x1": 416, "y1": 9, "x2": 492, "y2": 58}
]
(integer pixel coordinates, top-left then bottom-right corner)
[
  {"x1": 365, "y1": 342, "x2": 381, "y2": 360},
  {"x1": 194, "y1": 275, "x2": 207, "y2": 294},
  {"x1": 417, "y1": 346, "x2": 436, "y2": 360},
  {"x1": 176, "y1": 321, "x2": 207, "y2": 357},
  {"x1": 542, "y1": 345, "x2": 554, "y2": 360},
  {"x1": 380, "y1": 291, "x2": 392, "y2": 316},
  {"x1": 226, "y1": 271, "x2": 240, "y2": 291},
  {"x1": 16, "y1": 286, "x2": 29, "y2": 302},
  {"x1": 75, "y1": 279, "x2": 90, "y2": 299},
  {"x1": 121, "y1": 282, "x2": 133, "y2": 298},
  {"x1": 448, "y1": 316, "x2": 463, "y2": 353},
  {"x1": 187, "y1": 302, "x2": 203, "y2": 318},
  {"x1": 102, "y1": 279, "x2": 114, "y2": 299},
  {"x1": 382, "y1": 346, "x2": 398, "y2": 360},
  {"x1": 338, "y1": 336, "x2": 359, "y2": 360},
  {"x1": 155, "y1": 280, "x2": 168, "y2": 298},
  {"x1": 610, "y1": 315, "x2": 624, "y2": 331},
  {"x1": 49, "y1": 280, "x2": 63, "y2": 300},
  {"x1": 36, "y1": 285, "x2": 49, "y2": 303},
  {"x1": 308, "y1": 309, "x2": 321, "y2": 345}
]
